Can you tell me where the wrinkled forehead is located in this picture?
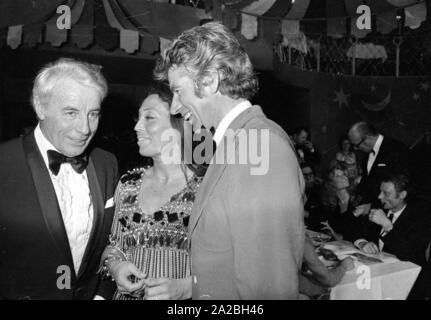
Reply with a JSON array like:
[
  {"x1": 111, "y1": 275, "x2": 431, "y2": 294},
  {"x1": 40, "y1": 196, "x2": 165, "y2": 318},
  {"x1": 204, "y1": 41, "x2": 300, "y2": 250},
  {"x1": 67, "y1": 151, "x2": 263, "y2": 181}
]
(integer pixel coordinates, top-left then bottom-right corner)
[{"x1": 49, "y1": 78, "x2": 101, "y2": 104}]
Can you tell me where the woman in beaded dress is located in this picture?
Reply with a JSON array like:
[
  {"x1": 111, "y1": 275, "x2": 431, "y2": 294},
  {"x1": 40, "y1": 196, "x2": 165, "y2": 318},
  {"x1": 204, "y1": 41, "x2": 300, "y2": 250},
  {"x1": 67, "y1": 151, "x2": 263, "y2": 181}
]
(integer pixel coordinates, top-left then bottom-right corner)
[{"x1": 100, "y1": 84, "x2": 203, "y2": 300}]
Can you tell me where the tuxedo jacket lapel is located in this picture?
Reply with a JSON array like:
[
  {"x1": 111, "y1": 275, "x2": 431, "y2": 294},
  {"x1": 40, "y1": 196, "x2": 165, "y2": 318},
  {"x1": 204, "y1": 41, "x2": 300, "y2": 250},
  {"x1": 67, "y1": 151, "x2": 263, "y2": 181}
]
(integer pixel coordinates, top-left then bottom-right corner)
[
  {"x1": 22, "y1": 132, "x2": 75, "y2": 273},
  {"x1": 77, "y1": 157, "x2": 105, "y2": 278}
]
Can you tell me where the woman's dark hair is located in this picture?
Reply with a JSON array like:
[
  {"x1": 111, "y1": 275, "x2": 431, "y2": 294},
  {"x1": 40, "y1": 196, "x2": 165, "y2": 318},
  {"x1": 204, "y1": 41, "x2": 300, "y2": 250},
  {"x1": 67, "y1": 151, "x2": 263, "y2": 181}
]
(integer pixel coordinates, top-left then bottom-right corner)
[{"x1": 141, "y1": 83, "x2": 207, "y2": 177}]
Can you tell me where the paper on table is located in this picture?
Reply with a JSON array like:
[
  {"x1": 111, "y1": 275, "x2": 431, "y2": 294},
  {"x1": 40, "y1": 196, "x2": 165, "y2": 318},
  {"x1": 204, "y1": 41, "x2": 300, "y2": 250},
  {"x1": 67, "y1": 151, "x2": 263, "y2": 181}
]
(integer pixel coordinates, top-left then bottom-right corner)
[{"x1": 323, "y1": 241, "x2": 399, "y2": 265}]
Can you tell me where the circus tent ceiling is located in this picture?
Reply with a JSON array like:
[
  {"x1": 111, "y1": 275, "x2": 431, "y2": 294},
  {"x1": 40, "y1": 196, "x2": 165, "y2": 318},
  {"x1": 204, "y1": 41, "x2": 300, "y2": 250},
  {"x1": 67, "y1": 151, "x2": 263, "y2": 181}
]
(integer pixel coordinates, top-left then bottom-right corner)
[{"x1": 0, "y1": 0, "x2": 428, "y2": 71}]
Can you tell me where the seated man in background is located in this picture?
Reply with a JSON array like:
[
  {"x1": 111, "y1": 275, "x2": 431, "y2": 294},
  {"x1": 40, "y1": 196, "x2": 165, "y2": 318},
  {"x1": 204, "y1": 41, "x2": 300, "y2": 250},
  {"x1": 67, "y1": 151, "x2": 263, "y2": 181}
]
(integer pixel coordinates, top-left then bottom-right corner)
[
  {"x1": 292, "y1": 126, "x2": 321, "y2": 167},
  {"x1": 354, "y1": 173, "x2": 431, "y2": 267}
]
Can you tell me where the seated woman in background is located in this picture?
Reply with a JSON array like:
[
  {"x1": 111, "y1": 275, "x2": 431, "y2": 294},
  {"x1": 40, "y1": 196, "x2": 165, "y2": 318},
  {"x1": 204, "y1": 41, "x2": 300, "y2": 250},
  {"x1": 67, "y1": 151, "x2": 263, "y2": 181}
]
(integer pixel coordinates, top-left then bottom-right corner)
[
  {"x1": 99, "y1": 84, "x2": 205, "y2": 300},
  {"x1": 320, "y1": 165, "x2": 362, "y2": 242},
  {"x1": 332, "y1": 135, "x2": 361, "y2": 187}
]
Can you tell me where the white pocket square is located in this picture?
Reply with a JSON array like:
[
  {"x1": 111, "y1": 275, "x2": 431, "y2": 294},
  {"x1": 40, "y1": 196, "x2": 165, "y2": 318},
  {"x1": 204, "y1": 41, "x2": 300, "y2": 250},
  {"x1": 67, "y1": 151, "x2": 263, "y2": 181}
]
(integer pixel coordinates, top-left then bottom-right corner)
[
  {"x1": 377, "y1": 163, "x2": 386, "y2": 167},
  {"x1": 104, "y1": 197, "x2": 114, "y2": 208}
]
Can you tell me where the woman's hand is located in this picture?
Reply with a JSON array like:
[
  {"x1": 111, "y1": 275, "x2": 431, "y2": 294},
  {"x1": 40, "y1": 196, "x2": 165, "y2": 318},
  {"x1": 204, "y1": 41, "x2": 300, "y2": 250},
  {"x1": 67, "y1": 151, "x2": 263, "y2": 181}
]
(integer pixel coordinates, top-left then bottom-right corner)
[
  {"x1": 109, "y1": 260, "x2": 146, "y2": 295},
  {"x1": 143, "y1": 276, "x2": 192, "y2": 300}
]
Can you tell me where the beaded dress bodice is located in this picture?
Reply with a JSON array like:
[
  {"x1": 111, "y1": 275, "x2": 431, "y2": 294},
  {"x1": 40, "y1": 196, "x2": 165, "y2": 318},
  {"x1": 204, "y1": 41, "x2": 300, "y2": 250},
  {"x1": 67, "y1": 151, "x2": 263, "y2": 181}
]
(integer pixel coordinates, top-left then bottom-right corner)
[{"x1": 108, "y1": 167, "x2": 201, "y2": 300}]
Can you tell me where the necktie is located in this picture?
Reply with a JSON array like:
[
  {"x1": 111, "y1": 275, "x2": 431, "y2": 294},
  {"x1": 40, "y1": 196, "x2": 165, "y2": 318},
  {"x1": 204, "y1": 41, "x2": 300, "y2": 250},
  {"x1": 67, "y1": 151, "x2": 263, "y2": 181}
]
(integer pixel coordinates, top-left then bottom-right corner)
[{"x1": 47, "y1": 150, "x2": 88, "y2": 176}]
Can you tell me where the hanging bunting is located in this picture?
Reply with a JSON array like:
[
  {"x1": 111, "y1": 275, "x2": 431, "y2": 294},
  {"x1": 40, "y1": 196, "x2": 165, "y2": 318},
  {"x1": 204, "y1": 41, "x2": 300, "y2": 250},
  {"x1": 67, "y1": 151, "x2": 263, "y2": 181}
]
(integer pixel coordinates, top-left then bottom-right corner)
[
  {"x1": 345, "y1": 0, "x2": 371, "y2": 39},
  {"x1": 103, "y1": 0, "x2": 140, "y2": 53},
  {"x1": 118, "y1": 0, "x2": 207, "y2": 39},
  {"x1": 241, "y1": 13, "x2": 258, "y2": 40},
  {"x1": 7, "y1": 25, "x2": 23, "y2": 49},
  {"x1": 22, "y1": 23, "x2": 44, "y2": 48},
  {"x1": 71, "y1": 0, "x2": 94, "y2": 49},
  {"x1": 140, "y1": 34, "x2": 159, "y2": 55},
  {"x1": 95, "y1": 0, "x2": 119, "y2": 51},
  {"x1": 326, "y1": 0, "x2": 347, "y2": 38},
  {"x1": 120, "y1": 29, "x2": 139, "y2": 53},
  {"x1": 0, "y1": 0, "x2": 64, "y2": 28},
  {"x1": 45, "y1": 0, "x2": 81, "y2": 47}
]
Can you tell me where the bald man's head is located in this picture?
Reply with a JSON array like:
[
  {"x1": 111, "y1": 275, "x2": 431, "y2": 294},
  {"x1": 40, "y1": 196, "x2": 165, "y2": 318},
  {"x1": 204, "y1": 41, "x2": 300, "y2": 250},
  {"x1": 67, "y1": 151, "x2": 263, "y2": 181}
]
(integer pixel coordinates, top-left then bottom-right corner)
[{"x1": 348, "y1": 122, "x2": 378, "y2": 153}]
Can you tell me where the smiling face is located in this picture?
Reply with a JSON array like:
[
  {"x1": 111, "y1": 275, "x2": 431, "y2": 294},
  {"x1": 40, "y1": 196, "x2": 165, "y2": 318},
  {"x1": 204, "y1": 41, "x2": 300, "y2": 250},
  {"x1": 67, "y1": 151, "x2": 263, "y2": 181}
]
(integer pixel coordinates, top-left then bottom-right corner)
[
  {"x1": 134, "y1": 94, "x2": 178, "y2": 158},
  {"x1": 330, "y1": 168, "x2": 350, "y2": 189},
  {"x1": 167, "y1": 65, "x2": 212, "y2": 131},
  {"x1": 36, "y1": 78, "x2": 102, "y2": 157},
  {"x1": 378, "y1": 181, "x2": 406, "y2": 211}
]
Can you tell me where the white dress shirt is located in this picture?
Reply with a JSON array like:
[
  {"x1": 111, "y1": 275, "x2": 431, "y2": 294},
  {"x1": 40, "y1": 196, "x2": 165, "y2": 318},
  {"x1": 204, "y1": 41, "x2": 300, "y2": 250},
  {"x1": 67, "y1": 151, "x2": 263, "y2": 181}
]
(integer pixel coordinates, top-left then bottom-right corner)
[
  {"x1": 34, "y1": 124, "x2": 93, "y2": 274},
  {"x1": 367, "y1": 134, "x2": 384, "y2": 173},
  {"x1": 213, "y1": 100, "x2": 252, "y2": 147}
]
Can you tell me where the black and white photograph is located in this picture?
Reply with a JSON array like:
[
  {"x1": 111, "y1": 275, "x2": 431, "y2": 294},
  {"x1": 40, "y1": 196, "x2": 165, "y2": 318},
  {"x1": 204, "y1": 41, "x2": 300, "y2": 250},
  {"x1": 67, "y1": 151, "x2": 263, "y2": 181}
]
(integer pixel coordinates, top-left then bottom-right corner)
[{"x1": 1, "y1": 0, "x2": 431, "y2": 305}]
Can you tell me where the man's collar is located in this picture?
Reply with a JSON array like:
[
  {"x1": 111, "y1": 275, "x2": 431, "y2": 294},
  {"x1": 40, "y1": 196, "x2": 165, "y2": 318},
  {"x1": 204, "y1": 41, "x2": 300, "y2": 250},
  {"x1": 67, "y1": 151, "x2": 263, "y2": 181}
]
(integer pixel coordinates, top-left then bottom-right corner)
[
  {"x1": 213, "y1": 100, "x2": 252, "y2": 146},
  {"x1": 371, "y1": 134, "x2": 384, "y2": 155},
  {"x1": 34, "y1": 123, "x2": 60, "y2": 170}
]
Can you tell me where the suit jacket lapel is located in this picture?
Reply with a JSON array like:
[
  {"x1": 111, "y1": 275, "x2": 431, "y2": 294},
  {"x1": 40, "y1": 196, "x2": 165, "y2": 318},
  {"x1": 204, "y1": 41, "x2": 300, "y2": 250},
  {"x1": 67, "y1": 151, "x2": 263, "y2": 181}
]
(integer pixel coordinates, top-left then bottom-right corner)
[
  {"x1": 22, "y1": 131, "x2": 75, "y2": 273},
  {"x1": 77, "y1": 156, "x2": 104, "y2": 278},
  {"x1": 189, "y1": 106, "x2": 263, "y2": 234}
]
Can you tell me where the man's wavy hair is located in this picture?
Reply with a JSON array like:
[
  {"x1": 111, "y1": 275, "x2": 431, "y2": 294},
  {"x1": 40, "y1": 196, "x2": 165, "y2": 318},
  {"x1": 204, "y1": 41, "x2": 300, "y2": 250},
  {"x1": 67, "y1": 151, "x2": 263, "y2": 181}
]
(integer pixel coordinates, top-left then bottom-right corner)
[{"x1": 153, "y1": 22, "x2": 258, "y2": 100}]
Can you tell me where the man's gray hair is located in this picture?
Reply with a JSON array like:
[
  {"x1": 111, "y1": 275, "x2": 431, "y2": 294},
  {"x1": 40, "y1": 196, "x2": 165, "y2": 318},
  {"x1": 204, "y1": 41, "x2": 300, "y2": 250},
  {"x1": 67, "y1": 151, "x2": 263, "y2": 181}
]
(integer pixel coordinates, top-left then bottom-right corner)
[{"x1": 31, "y1": 58, "x2": 108, "y2": 111}]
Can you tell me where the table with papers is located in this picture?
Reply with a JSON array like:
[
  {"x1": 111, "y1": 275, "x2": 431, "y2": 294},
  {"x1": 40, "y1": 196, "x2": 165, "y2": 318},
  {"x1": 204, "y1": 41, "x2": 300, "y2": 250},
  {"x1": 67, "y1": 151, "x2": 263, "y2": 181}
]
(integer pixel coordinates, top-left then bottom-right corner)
[{"x1": 306, "y1": 230, "x2": 422, "y2": 300}]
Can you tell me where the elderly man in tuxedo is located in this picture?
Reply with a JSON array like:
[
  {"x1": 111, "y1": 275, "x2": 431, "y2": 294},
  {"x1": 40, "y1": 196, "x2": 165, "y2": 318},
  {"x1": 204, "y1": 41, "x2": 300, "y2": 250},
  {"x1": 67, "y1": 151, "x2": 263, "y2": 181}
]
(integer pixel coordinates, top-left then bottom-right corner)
[
  {"x1": 154, "y1": 22, "x2": 305, "y2": 300},
  {"x1": 0, "y1": 58, "x2": 118, "y2": 299}
]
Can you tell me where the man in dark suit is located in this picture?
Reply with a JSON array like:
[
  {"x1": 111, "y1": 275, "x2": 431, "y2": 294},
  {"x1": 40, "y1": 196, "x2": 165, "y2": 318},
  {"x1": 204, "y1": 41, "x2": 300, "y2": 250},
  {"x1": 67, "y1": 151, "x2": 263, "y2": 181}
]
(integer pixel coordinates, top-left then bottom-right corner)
[
  {"x1": 154, "y1": 22, "x2": 305, "y2": 299},
  {"x1": 353, "y1": 174, "x2": 431, "y2": 267},
  {"x1": 0, "y1": 58, "x2": 118, "y2": 299},
  {"x1": 348, "y1": 121, "x2": 409, "y2": 216},
  {"x1": 291, "y1": 126, "x2": 321, "y2": 167}
]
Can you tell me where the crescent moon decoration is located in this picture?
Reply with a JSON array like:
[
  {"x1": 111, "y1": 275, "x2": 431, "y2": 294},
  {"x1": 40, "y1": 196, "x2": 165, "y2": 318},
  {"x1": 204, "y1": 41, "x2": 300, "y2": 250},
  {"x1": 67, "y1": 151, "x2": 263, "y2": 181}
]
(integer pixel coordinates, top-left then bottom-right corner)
[{"x1": 361, "y1": 91, "x2": 391, "y2": 112}]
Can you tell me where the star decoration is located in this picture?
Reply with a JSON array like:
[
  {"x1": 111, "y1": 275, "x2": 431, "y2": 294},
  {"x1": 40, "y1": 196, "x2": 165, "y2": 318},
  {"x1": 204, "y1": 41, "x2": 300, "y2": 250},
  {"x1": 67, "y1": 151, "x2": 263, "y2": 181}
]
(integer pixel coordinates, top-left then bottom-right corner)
[
  {"x1": 420, "y1": 81, "x2": 430, "y2": 92},
  {"x1": 413, "y1": 93, "x2": 420, "y2": 101},
  {"x1": 333, "y1": 87, "x2": 350, "y2": 108},
  {"x1": 370, "y1": 85, "x2": 376, "y2": 92}
]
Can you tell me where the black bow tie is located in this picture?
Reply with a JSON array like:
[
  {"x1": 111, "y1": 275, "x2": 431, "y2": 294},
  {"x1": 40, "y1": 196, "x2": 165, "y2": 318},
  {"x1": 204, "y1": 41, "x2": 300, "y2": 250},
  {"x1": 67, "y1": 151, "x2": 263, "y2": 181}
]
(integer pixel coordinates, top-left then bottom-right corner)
[{"x1": 47, "y1": 150, "x2": 88, "y2": 176}]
